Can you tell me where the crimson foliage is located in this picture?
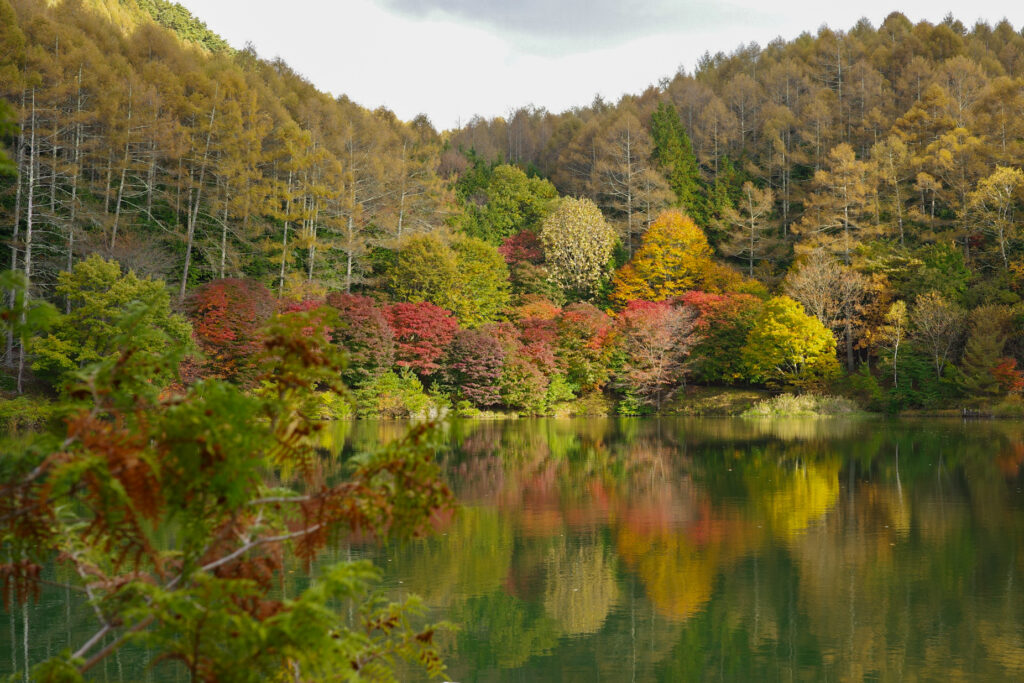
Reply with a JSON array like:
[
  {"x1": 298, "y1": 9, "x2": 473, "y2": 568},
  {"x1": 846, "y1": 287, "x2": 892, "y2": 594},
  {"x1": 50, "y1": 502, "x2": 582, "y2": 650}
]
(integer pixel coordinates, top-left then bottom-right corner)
[
  {"x1": 385, "y1": 301, "x2": 459, "y2": 377},
  {"x1": 441, "y1": 328, "x2": 505, "y2": 407},
  {"x1": 326, "y1": 293, "x2": 394, "y2": 386},
  {"x1": 187, "y1": 278, "x2": 275, "y2": 383},
  {"x1": 498, "y1": 230, "x2": 544, "y2": 266}
]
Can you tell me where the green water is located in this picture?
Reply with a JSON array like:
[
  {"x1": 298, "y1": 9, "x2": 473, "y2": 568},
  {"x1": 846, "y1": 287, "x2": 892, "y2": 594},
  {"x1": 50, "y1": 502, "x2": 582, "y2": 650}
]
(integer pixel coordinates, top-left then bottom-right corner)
[{"x1": 6, "y1": 417, "x2": 1024, "y2": 681}]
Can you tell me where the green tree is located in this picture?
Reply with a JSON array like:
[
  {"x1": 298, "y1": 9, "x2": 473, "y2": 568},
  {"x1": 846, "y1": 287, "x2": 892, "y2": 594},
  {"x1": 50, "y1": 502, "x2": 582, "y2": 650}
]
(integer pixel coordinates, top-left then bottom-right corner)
[
  {"x1": 0, "y1": 98, "x2": 15, "y2": 175},
  {"x1": 30, "y1": 255, "x2": 191, "y2": 388},
  {"x1": 741, "y1": 296, "x2": 839, "y2": 387},
  {"x1": 650, "y1": 102, "x2": 702, "y2": 213},
  {"x1": 1, "y1": 306, "x2": 452, "y2": 681},
  {"x1": 449, "y1": 234, "x2": 512, "y2": 327},
  {"x1": 540, "y1": 197, "x2": 617, "y2": 300},
  {"x1": 461, "y1": 164, "x2": 557, "y2": 243},
  {"x1": 959, "y1": 328, "x2": 1004, "y2": 397},
  {"x1": 386, "y1": 232, "x2": 509, "y2": 327}
]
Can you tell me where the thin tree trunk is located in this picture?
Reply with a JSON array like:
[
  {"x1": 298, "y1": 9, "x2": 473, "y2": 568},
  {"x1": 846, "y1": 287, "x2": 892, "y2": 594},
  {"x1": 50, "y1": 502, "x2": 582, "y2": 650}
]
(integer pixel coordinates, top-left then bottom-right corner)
[
  {"x1": 345, "y1": 215, "x2": 354, "y2": 294},
  {"x1": 220, "y1": 179, "x2": 229, "y2": 279},
  {"x1": 110, "y1": 83, "x2": 133, "y2": 249},
  {"x1": 50, "y1": 106, "x2": 58, "y2": 214},
  {"x1": 17, "y1": 92, "x2": 38, "y2": 395},
  {"x1": 67, "y1": 71, "x2": 83, "y2": 313},
  {"x1": 307, "y1": 200, "x2": 319, "y2": 282},
  {"x1": 180, "y1": 97, "x2": 217, "y2": 301},
  {"x1": 6, "y1": 91, "x2": 26, "y2": 365},
  {"x1": 103, "y1": 149, "x2": 113, "y2": 215},
  {"x1": 278, "y1": 170, "x2": 293, "y2": 298}
]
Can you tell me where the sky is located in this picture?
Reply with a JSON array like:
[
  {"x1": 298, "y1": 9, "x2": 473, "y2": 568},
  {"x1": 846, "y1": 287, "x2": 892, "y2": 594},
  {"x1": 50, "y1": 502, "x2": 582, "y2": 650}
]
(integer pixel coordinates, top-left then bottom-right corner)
[{"x1": 175, "y1": 0, "x2": 1020, "y2": 131}]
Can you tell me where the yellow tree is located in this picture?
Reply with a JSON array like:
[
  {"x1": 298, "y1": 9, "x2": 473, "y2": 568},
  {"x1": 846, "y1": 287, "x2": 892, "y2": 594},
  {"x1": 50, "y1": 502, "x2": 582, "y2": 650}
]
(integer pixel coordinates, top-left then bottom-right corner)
[
  {"x1": 794, "y1": 143, "x2": 876, "y2": 369},
  {"x1": 718, "y1": 181, "x2": 776, "y2": 276},
  {"x1": 870, "y1": 135, "x2": 913, "y2": 244},
  {"x1": 923, "y1": 126, "x2": 985, "y2": 258},
  {"x1": 594, "y1": 110, "x2": 671, "y2": 255},
  {"x1": 795, "y1": 143, "x2": 876, "y2": 264},
  {"x1": 611, "y1": 210, "x2": 726, "y2": 305},
  {"x1": 968, "y1": 165, "x2": 1024, "y2": 271}
]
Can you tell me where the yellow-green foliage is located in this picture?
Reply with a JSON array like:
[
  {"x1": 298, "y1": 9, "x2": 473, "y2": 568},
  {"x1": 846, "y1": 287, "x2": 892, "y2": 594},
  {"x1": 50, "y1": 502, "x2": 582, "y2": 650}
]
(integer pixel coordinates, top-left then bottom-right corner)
[
  {"x1": 386, "y1": 232, "x2": 510, "y2": 328},
  {"x1": 742, "y1": 393, "x2": 861, "y2": 417},
  {"x1": 540, "y1": 197, "x2": 616, "y2": 298},
  {"x1": 30, "y1": 255, "x2": 191, "y2": 388},
  {"x1": 741, "y1": 296, "x2": 839, "y2": 387},
  {"x1": 0, "y1": 396, "x2": 55, "y2": 432}
]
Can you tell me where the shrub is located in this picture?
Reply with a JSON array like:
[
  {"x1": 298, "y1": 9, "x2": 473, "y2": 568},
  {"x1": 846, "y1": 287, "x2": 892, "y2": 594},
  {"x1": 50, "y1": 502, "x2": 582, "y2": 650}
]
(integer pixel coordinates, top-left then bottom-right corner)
[
  {"x1": 441, "y1": 329, "x2": 505, "y2": 408},
  {"x1": 353, "y1": 370, "x2": 433, "y2": 418},
  {"x1": 187, "y1": 278, "x2": 275, "y2": 383},
  {"x1": 0, "y1": 396, "x2": 55, "y2": 433},
  {"x1": 742, "y1": 393, "x2": 861, "y2": 417},
  {"x1": 385, "y1": 301, "x2": 459, "y2": 377},
  {"x1": 499, "y1": 353, "x2": 550, "y2": 415},
  {"x1": 326, "y1": 293, "x2": 394, "y2": 387}
]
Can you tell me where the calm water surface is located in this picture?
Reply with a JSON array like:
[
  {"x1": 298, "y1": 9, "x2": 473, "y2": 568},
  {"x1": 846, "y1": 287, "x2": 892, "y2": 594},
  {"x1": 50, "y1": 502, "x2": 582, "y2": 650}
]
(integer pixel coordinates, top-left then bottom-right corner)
[{"x1": 6, "y1": 417, "x2": 1024, "y2": 681}]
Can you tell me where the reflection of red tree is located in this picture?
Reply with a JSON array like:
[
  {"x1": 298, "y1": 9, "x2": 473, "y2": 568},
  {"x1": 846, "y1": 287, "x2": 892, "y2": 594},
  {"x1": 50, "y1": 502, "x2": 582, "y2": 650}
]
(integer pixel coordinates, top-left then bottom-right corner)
[
  {"x1": 996, "y1": 443, "x2": 1024, "y2": 477},
  {"x1": 450, "y1": 455, "x2": 505, "y2": 504},
  {"x1": 516, "y1": 464, "x2": 563, "y2": 537}
]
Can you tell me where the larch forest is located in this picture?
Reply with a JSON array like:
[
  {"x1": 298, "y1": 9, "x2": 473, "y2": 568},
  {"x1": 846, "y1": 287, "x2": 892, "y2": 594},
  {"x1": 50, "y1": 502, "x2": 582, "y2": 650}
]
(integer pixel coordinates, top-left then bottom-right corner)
[{"x1": 3, "y1": 0, "x2": 1024, "y2": 680}]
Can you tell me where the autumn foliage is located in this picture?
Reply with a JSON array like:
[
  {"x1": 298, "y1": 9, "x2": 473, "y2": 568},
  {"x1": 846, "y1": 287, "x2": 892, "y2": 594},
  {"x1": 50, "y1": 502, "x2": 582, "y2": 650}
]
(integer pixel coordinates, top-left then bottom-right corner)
[
  {"x1": 187, "y1": 278, "x2": 275, "y2": 383},
  {"x1": 326, "y1": 293, "x2": 395, "y2": 386},
  {"x1": 614, "y1": 300, "x2": 699, "y2": 408},
  {"x1": 386, "y1": 301, "x2": 459, "y2": 376}
]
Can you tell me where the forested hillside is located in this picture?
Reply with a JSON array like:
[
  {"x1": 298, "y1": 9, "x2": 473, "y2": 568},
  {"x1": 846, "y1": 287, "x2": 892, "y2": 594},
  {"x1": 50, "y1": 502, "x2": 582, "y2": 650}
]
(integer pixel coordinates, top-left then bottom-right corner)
[{"x1": 4, "y1": 0, "x2": 1024, "y2": 413}]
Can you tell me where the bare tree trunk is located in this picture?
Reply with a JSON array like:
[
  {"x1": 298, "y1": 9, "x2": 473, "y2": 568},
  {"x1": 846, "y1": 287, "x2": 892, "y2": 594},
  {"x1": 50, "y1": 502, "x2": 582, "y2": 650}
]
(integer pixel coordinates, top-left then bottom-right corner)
[
  {"x1": 180, "y1": 98, "x2": 217, "y2": 301},
  {"x1": 345, "y1": 214, "x2": 354, "y2": 294},
  {"x1": 67, "y1": 70, "x2": 84, "y2": 313},
  {"x1": 219, "y1": 179, "x2": 229, "y2": 279},
  {"x1": 396, "y1": 141, "x2": 407, "y2": 239},
  {"x1": 111, "y1": 83, "x2": 133, "y2": 249},
  {"x1": 103, "y1": 149, "x2": 113, "y2": 215},
  {"x1": 278, "y1": 171, "x2": 293, "y2": 298},
  {"x1": 50, "y1": 106, "x2": 58, "y2": 214},
  {"x1": 146, "y1": 139, "x2": 157, "y2": 218},
  {"x1": 17, "y1": 92, "x2": 38, "y2": 395},
  {"x1": 307, "y1": 200, "x2": 319, "y2": 282},
  {"x1": 6, "y1": 91, "x2": 26, "y2": 365}
]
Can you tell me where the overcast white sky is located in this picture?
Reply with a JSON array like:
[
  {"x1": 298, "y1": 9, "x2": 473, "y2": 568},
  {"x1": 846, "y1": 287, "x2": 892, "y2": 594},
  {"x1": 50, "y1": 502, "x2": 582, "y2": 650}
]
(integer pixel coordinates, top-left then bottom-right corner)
[{"x1": 175, "y1": 0, "x2": 1020, "y2": 131}]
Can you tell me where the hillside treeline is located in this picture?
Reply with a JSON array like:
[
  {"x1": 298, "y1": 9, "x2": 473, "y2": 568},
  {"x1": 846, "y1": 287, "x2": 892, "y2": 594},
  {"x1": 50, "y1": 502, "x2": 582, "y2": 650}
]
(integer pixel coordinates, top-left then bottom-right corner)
[
  {"x1": 0, "y1": 0, "x2": 449, "y2": 301},
  {"x1": 4, "y1": 1, "x2": 1024, "y2": 412}
]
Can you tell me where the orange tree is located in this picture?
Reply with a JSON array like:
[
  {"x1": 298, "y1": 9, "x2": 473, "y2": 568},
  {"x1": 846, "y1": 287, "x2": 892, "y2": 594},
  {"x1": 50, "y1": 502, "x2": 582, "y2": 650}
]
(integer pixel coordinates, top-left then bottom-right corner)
[
  {"x1": 611, "y1": 210, "x2": 741, "y2": 306},
  {"x1": 0, "y1": 291, "x2": 453, "y2": 681}
]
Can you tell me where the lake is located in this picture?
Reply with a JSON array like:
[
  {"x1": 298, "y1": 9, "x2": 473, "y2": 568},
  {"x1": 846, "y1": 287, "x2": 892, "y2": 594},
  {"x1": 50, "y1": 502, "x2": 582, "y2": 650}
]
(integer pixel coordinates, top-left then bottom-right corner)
[{"x1": 6, "y1": 417, "x2": 1024, "y2": 681}]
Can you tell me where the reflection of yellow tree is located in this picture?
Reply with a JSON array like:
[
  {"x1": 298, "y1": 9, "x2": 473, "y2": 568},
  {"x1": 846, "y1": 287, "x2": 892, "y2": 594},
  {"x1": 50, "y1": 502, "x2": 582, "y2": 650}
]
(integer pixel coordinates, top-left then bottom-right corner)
[
  {"x1": 398, "y1": 506, "x2": 513, "y2": 607},
  {"x1": 749, "y1": 460, "x2": 840, "y2": 539},
  {"x1": 542, "y1": 537, "x2": 619, "y2": 635},
  {"x1": 616, "y1": 528, "x2": 718, "y2": 621}
]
